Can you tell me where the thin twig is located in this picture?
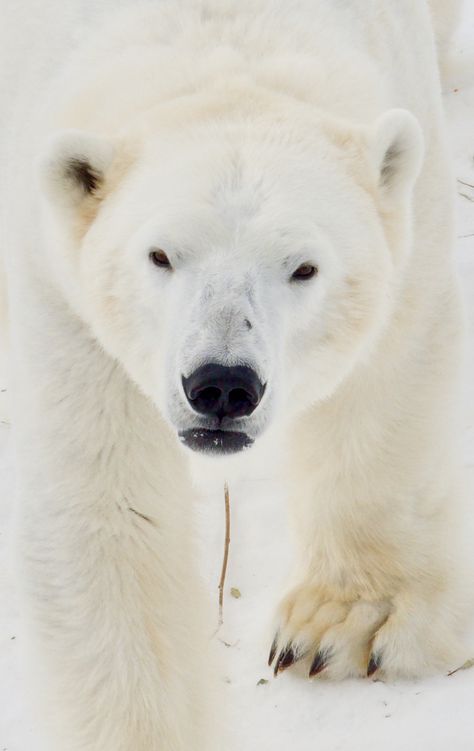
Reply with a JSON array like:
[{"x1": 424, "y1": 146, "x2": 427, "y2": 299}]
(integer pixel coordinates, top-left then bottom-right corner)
[
  {"x1": 457, "y1": 178, "x2": 474, "y2": 189},
  {"x1": 218, "y1": 482, "x2": 231, "y2": 627},
  {"x1": 128, "y1": 506, "x2": 154, "y2": 524},
  {"x1": 447, "y1": 658, "x2": 474, "y2": 677},
  {"x1": 458, "y1": 192, "x2": 474, "y2": 203}
]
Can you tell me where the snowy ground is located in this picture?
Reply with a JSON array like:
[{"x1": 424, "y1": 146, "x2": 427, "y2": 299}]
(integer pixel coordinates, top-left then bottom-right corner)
[{"x1": 1, "y1": 4, "x2": 474, "y2": 751}]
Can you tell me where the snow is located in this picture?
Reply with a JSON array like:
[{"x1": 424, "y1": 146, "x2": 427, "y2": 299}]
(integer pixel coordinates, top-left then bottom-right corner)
[{"x1": 1, "y1": 3, "x2": 474, "y2": 750}]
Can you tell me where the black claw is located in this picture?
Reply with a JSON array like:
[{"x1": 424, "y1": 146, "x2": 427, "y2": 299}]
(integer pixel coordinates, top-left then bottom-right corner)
[
  {"x1": 309, "y1": 650, "x2": 330, "y2": 678},
  {"x1": 367, "y1": 652, "x2": 382, "y2": 677},
  {"x1": 274, "y1": 645, "x2": 296, "y2": 676},
  {"x1": 268, "y1": 636, "x2": 278, "y2": 667}
]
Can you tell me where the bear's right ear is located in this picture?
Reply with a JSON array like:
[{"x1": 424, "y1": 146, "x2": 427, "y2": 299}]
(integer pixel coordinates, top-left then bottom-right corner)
[
  {"x1": 39, "y1": 129, "x2": 115, "y2": 212},
  {"x1": 367, "y1": 109, "x2": 424, "y2": 202}
]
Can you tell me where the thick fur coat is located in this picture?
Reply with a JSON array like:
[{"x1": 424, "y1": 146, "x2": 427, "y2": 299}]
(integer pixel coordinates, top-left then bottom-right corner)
[{"x1": 1, "y1": 0, "x2": 468, "y2": 749}]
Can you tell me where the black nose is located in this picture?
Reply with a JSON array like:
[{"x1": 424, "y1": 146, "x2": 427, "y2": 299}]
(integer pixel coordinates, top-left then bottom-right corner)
[{"x1": 182, "y1": 363, "x2": 265, "y2": 420}]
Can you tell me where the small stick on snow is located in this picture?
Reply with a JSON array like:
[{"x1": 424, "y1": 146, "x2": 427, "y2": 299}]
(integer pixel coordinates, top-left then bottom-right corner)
[{"x1": 218, "y1": 482, "x2": 231, "y2": 627}]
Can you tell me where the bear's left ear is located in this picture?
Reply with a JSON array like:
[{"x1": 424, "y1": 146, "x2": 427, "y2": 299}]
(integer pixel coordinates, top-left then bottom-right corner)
[
  {"x1": 39, "y1": 129, "x2": 115, "y2": 212},
  {"x1": 367, "y1": 109, "x2": 424, "y2": 200}
]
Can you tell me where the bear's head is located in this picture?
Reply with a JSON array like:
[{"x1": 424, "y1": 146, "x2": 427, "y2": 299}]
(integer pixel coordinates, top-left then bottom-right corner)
[{"x1": 39, "y1": 107, "x2": 423, "y2": 456}]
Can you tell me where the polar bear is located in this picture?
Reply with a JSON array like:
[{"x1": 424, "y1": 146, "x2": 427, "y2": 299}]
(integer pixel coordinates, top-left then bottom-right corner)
[{"x1": 2, "y1": 0, "x2": 469, "y2": 749}]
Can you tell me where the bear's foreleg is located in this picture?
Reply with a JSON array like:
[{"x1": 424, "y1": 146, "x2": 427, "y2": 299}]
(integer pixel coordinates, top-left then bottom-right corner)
[
  {"x1": 12, "y1": 294, "x2": 216, "y2": 751},
  {"x1": 269, "y1": 334, "x2": 470, "y2": 681}
]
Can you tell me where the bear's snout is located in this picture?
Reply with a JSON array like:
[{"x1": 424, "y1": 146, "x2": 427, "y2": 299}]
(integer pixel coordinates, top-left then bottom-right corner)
[{"x1": 182, "y1": 363, "x2": 265, "y2": 421}]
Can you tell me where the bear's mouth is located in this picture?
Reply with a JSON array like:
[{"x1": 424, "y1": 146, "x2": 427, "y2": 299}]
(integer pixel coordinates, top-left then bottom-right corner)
[{"x1": 179, "y1": 428, "x2": 253, "y2": 455}]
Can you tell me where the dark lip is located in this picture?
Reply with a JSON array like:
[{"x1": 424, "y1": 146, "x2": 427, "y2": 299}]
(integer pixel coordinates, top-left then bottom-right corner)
[{"x1": 179, "y1": 428, "x2": 254, "y2": 455}]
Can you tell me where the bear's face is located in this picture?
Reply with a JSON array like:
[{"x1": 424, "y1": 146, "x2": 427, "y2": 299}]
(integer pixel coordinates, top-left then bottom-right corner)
[{"x1": 39, "y1": 111, "x2": 422, "y2": 455}]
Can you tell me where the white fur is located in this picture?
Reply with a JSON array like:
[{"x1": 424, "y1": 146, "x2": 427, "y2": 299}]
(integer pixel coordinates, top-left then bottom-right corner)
[
  {"x1": 429, "y1": 0, "x2": 462, "y2": 60},
  {"x1": 1, "y1": 0, "x2": 469, "y2": 748}
]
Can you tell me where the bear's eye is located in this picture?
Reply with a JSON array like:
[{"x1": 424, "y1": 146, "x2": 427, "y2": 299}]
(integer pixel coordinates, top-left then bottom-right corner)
[
  {"x1": 291, "y1": 263, "x2": 317, "y2": 281},
  {"x1": 149, "y1": 248, "x2": 172, "y2": 269}
]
